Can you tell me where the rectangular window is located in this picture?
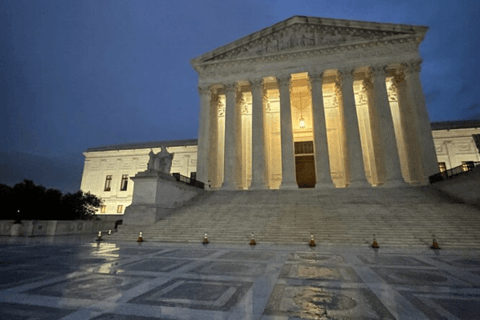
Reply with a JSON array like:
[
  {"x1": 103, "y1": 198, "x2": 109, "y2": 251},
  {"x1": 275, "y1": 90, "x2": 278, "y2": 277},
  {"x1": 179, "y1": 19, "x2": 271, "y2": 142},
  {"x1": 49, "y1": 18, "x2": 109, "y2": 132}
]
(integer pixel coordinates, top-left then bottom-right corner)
[
  {"x1": 120, "y1": 174, "x2": 128, "y2": 191},
  {"x1": 294, "y1": 141, "x2": 314, "y2": 155},
  {"x1": 438, "y1": 162, "x2": 446, "y2": 172},
  {"x1": 100, "y1": 205, "x2": 106, "y2": 213},
  {"x1": 462, "y1": 161, "x2": 474, "y2": 171},
  {"x1": 190, "y1": 172, "x2": 197, "y2": 180},
  {"x1": 117, "y1": 205, "x2": 123, "y2": 213},
  {"x1": 104, "y1": 175, "x2": 112, "y2": 191}
]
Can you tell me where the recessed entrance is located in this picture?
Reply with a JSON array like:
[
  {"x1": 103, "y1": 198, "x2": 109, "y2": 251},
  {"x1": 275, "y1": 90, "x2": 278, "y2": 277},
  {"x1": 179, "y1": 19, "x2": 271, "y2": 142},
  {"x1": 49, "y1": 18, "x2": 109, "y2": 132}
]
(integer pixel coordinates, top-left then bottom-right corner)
[{"x1": 295, "y1": 155, "x2": 316, "y2": 188}]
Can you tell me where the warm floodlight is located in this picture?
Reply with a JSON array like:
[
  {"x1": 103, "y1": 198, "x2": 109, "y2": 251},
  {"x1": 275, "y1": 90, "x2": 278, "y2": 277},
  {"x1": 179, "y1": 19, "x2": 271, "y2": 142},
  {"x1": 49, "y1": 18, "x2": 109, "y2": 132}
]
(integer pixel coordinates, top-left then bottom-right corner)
[{"x1": 299, "y1": 117, "x2": 306, "y2": 128}]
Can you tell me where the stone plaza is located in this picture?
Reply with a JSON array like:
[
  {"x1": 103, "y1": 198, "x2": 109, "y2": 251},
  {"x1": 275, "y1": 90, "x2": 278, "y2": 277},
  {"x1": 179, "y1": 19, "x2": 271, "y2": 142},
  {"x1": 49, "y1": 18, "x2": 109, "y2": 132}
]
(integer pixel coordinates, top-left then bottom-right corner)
[{"x1": 1, "y1": 236, "x2": 480, "y2": 319}]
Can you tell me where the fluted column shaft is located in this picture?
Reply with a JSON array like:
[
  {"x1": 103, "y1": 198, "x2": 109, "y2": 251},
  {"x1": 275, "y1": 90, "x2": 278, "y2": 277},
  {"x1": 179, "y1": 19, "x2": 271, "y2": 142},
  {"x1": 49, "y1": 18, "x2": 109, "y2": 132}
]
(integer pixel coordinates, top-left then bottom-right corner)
[
  {"x1": 222, "y1": 83, "x2": 239, "y2": 190},
  {"x1": 338, "y1": 69, "x2": 370, "y2": 187},
  {"x1": 310, "y1": 73, "x2": 334, "y2": 188},
  {"x1": 250, "y1": 79, "x2": 268, "y2": 189},
  {"x1": 370, "y1": 67, "x2": 406, "y2": 186},
  {"x1": 208, "y1": 91, "x2": 219, "y2": 188},
  {"x1": 404, "y1": 60, "x2": 438, "y2": 182},
  {"x1": 278, "y1": 75, "x2": 297, "y2": 189},
  {"x1": 391, "y1": 70, "x2": 423, "y2": 184},
  {"x1": 196, "y1": 85, "x2": 211, "y2": 186}
]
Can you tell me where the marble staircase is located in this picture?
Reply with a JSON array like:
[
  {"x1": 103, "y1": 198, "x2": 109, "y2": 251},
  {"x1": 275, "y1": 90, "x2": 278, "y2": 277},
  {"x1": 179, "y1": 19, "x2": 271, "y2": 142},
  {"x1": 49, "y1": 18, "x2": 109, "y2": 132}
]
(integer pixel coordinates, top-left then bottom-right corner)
[{"x1": 110, "y1": 186, "x2": 480, "y2": 248}]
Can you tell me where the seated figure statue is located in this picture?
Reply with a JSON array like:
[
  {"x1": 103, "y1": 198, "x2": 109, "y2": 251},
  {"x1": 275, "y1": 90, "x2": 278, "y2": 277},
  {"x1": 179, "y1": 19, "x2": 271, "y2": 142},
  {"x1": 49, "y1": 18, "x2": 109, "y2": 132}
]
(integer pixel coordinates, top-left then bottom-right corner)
[{"x1": 147, "y1": 147, "x2": 173, "y2": 174}]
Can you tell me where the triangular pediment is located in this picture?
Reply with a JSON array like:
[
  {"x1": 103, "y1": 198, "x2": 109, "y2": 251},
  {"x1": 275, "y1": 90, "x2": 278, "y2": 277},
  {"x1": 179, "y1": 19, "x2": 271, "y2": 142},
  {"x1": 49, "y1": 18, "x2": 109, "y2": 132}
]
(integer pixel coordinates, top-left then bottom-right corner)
[{"x1": 191, "y1": 16, "x2": 427, "y2": 66}]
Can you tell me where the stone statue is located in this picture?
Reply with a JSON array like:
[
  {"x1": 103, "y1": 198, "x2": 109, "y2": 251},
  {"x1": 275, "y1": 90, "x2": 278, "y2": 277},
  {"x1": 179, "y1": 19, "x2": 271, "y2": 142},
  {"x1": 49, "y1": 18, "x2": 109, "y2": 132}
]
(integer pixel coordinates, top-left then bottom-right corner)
[{"x1": 147, "y1": 147, "x2": 173, "y2": 174}]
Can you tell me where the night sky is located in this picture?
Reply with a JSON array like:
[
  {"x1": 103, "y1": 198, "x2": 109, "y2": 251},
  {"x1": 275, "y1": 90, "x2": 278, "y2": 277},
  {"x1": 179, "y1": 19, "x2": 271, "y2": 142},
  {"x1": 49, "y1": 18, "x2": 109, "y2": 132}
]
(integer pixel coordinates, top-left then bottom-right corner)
[{"x1": 1, "y1": 0, "x2": 479, "y2": 193}]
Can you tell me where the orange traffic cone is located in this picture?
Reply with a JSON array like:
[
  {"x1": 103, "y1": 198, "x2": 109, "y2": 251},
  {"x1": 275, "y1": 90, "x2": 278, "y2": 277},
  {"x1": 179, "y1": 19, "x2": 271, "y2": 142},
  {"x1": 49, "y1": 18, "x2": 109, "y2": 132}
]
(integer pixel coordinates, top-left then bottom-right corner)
[
  {"x1": 431, "y1": 235, "x2": 440, "y2": 249},
  {"x1": 203, "y1": 232, "x2": 209, "y2": 244},
  {"x1": 250, "y1": 232, "x2": 256, "y2": 246},
  {"x1": 372, "y1": 234, "x2": 379, "y2": 248},
  {"x1": 309, "y1": 234, "x2": 316, "y2": 247}
]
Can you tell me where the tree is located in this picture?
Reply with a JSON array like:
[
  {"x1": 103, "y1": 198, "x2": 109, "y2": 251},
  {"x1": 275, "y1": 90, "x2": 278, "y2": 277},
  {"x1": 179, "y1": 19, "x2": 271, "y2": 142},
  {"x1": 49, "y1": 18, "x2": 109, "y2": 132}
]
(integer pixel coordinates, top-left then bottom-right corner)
[{"x1": 0, "y1": 180, "x2": 102, "y2": 220}]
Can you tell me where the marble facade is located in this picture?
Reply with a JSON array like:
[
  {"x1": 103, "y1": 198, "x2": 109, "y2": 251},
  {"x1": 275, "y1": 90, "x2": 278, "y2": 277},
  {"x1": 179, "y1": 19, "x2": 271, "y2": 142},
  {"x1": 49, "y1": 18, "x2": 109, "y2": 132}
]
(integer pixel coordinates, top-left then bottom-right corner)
[{"x1": 191, "y1": 16, "x2": 438, "y2": 190}]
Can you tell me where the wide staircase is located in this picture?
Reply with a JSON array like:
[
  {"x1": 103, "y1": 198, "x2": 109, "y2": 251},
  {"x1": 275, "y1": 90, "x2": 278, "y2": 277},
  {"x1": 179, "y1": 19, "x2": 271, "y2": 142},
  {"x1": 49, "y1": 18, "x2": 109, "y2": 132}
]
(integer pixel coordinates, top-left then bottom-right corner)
[{"x1": 110, "y1": 186, "x2": 480, "y2": 248}]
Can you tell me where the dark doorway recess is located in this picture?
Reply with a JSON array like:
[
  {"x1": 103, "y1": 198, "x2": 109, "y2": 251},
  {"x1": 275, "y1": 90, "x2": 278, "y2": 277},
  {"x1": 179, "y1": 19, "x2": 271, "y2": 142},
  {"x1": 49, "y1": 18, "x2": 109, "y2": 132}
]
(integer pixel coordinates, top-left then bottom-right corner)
[{"x1": 295, "y1": 155, "x2": 316, "y2": 188}]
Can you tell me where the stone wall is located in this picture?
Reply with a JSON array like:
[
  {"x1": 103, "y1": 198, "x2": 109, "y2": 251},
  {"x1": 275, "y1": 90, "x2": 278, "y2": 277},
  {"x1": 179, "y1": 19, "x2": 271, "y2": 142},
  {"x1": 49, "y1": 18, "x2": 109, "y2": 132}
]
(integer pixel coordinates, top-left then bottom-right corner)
[
  {"x1": 430, "y1": 168, "x2": 480, "y2": 207},
  {"x1": 0, "y1": 220, "x2": 116, "y2": 237}
]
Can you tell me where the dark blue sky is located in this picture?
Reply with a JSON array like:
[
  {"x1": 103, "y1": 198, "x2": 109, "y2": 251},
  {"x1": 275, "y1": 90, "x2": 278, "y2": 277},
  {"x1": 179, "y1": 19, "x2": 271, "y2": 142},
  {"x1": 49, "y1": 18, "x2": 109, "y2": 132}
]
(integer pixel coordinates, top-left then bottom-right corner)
[{"x1": 1, "y1": 0, "x2": 479, "y2": 192}]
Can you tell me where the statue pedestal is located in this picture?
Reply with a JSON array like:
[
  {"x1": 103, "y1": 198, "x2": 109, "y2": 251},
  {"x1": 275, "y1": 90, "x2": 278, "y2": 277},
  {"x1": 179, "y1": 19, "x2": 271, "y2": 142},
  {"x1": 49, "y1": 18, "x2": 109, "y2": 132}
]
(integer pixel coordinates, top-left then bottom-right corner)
[{"x1": 123, "y1": 170, "x2": 203, "y2": 225}]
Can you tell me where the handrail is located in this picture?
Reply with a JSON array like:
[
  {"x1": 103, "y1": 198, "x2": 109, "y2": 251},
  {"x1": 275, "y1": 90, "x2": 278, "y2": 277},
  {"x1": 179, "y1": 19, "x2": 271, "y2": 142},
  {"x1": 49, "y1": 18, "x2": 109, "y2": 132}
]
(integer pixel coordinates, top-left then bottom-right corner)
[
  {"x1": 429, "y1": 161, "x2": 480, "y2": 184},
  {"x1": 171, "y1": 173, "x2": 205, "y2": 189}
]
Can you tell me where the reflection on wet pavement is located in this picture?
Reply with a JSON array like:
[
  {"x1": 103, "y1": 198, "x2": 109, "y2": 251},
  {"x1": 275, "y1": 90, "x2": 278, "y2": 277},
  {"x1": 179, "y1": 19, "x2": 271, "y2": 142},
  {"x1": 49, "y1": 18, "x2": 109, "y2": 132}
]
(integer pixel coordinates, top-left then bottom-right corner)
[{"x1": 0, "y1": 235, "x2": 479, "y2": 319}]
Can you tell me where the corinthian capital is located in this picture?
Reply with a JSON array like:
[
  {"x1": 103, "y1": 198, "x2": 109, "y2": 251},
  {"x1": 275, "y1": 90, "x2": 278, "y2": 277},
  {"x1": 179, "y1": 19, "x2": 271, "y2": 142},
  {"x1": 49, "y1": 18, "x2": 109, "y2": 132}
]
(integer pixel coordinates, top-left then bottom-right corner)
[
  {"x1": 309, "y1": 72, "x2": 324, "y2": 85},
  {"x1": 276, "y1": 74, "x2": 292, "y2": 90},
  {"x1": 337, "y1": 68, "x2": 355, "y2": 83},
  {"x1": 224, "y1": 82, "x2": 237, "y2": 94},
  {"x1": 404, "y1": 59, "x2": 422, "y2": 75},
  {"x1": 250, "y1": 78, "x2": 264, "y2": 89},
  {"x1": 198, "y1": 84, "x2": 211, "y2": 96}
]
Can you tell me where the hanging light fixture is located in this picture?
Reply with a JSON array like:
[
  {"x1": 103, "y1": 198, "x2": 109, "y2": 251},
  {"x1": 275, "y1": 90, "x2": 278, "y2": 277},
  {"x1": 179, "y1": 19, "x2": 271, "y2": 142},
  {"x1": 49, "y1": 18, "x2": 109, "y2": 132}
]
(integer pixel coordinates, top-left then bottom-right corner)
[{"x1": 299, "y1": 93, "x2": 306, "y2": 129}]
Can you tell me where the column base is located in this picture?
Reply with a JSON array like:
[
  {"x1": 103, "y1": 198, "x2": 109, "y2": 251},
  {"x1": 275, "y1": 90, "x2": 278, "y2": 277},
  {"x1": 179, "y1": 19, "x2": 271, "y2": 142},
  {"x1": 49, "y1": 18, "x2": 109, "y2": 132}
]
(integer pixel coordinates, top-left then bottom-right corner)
[
  {"x1": 280, "y1": 181, "x2": 298, "y2": 190},
  {"x1": 249, "y1": 181, "x2": 268, "y2": 190},
  {"x1": 381, "y1": 178, "x2": 408, "y2": 188},
  {"x1": 221, "y1": 181, "x2": 237, "y2": 190},
  {"x1": 315, "y1": 180, "x2": 336, "y2": 189},
  {"x1": 348, "y1": 180, "x2": 371, "y2": 188}
]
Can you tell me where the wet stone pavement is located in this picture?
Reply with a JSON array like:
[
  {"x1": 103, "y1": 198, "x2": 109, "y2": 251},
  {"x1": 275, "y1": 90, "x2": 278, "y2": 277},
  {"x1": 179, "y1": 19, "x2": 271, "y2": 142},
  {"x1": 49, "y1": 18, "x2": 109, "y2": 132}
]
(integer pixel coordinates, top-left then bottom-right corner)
[{"x1": 0, "y1": 236, "x2": 480, "y2": 319}]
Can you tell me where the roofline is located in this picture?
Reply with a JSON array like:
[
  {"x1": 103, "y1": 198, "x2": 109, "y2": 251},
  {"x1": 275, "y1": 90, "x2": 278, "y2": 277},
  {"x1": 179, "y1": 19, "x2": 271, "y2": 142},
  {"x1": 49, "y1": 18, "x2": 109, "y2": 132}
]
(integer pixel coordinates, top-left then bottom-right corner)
[
  {"x1": 190, "y1": 15, "x2": 428, "y2": 67},
  {"x1": 85, "y1": 139, "x2": 198, "y2": 153},
  {"x1": 431, "y1": 120, "x2": 480, "y2": 131}
]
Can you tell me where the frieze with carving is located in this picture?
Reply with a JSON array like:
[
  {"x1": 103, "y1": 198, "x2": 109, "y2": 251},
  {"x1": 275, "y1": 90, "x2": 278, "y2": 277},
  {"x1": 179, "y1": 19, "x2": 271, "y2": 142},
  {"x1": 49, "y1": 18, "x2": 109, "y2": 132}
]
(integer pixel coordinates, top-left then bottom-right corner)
[{"x1": 206, "y1": 24, "x2": 406, "y2": 62}]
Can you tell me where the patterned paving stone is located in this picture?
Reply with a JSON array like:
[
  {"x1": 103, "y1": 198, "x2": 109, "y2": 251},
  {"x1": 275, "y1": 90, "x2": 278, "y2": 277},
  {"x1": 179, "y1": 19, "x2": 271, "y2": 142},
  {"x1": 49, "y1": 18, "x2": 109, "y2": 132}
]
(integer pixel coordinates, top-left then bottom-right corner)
[
  {"x1": 122, "y1": 258, "x2": 193, "y2": 273},
  {"x1": 25, "y1": 274, "x2": 152, "y2": 300},
  {"x1": 128, "y1": 277, "x2": 253, "y2": 311},
  {"x1": 371, "y1": 267, "x2": 468, "y2": 286},
  {"x1": 191, "y1": 261, "x2": 266, "y2": 276},
  {"x1": 216, "y1": 250, "x2": 276, "y2": 261},
  {"x1": 357, "y1": 255, "x2": 433, "y2": 267},
  {"x1": 0, "y1": 302, "x2": 76, "y2": 319},
  {"x1": 289, "y1": 252, "x2": 346, "y2": 264},
  {"x1": 156, "y1": 248, "x2": 217, "y2": 259},
  {"x1": 264, "y1": 284, "x2": 395, "y2": 319},
  {"x1": 280, "y1": 264, "x2": 363, "y2": 282},
  {"x1": 398, "y1": 290, "x2": 480, "y2": 320}
]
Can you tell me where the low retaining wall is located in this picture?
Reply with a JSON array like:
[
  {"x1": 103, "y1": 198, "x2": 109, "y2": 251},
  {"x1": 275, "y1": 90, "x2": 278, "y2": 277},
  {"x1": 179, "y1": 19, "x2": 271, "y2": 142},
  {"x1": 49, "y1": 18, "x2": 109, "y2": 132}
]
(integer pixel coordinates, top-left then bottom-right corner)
[
  {"x1": 430, "y1": 168, "x2": 480, "y2": 207},
  {"x1": 0, "y1": 220, "x2": 116, "y2": 237}
]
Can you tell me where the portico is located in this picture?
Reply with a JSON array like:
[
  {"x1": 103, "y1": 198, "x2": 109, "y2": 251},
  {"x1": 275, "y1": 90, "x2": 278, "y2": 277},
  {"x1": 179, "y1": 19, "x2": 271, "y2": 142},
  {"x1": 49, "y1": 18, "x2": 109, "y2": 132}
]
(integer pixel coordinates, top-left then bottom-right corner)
[{"x1": 192, "y1": 16, "x2": 438, "y2": 190}]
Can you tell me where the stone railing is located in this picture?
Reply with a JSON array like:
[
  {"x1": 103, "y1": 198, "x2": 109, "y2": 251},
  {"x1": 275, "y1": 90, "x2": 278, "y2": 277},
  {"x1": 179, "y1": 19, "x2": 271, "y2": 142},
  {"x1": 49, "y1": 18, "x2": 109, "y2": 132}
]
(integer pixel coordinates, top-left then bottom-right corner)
[
  {"x1": 0, "y1": 220, "x2": 115, "y2": 237},
  {"x1": 429, "y1": 161, "x2": 480, "y2": 184}
]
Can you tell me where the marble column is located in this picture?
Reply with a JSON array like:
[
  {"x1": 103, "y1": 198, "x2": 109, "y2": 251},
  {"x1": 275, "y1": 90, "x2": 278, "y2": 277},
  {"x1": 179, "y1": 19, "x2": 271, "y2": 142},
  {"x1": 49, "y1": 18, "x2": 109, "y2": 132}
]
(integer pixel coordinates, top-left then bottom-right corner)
[
  {"x1": 338, "y1": 69, "x2": 370, "y2": 188},
  {"x1": 404, "y1": 59, "x2": 439, "y2": 182},
  {"x1": 222, "y1": 82, "x2": 239, "y2": 190},
  {"x1": 277, "y1": 75, "x2": 297, "y2": 189},
  {"x1": 370, "y1": 66, "x2": 406, "y2": 186},
  {"x1": 235, "y1": 89, "x2": 245, "y2": 189},
  {"x1": 309, "y1": 73, "x2": 334, "y2": 188},
  {"x1": 207, "y1": 90, "x2": 220, "y2": 188},
  {"x1": 196, "y1": 85, "x2": 211, "y2": 186},
  {"x1": 391, "y1": 68, "x2": 423, "y2": 184},
  {"x1": 250, "y1": 78, "x2": 268, "y2": 190}
]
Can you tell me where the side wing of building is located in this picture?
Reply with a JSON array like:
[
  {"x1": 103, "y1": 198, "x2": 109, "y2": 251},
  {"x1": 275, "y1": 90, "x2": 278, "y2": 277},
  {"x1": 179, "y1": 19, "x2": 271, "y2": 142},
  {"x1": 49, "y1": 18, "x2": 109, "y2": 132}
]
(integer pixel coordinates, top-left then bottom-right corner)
[{"x1": 80, "y1": 140, "x2": 197, "y2": 215}]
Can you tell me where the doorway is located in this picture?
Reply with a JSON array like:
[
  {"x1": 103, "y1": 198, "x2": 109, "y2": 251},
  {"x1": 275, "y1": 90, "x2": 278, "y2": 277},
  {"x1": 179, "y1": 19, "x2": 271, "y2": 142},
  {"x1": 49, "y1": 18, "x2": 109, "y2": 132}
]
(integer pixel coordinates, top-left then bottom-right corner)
[{"x1": 295, "y1": 155, "x2": 316, "y2": 188}]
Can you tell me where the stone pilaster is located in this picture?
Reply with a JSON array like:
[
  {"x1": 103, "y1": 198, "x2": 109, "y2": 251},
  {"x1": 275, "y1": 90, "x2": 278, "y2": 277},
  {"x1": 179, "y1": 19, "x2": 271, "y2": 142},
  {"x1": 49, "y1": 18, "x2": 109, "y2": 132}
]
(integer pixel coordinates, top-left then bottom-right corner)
[
  {"x1": 309, "y1": 73, "x2": 334, "y2": 188},
  {"x1": 222, "y1": 82, "x2": 239, "y2": 190},
  {"x1": 404, "y1": 59, "x2": 439, "y2": 182},
  {"x1": 370, "y1": 66, "x2": 406, "y2": 186},
  {"x1": 250, "y1": 78, "x2": 268, "y2": 190},
  {"x1": 196, "y1": 85, "x2": 211, "y2": 186},
  {"x1": 338, "y1": 69, "x2": 370, "y2": 188},
  {"x1": 277, "y1": 74, "x2": 298, "y2": 189}
]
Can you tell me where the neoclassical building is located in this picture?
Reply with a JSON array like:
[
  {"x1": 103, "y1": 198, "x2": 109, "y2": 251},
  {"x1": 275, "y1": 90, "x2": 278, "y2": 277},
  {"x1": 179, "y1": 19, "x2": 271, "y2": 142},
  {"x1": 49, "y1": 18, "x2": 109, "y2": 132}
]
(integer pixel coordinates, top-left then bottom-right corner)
[
  {"x1": 80, "y1": 17, "x2": 480, "y2": 214},
  {"x1": 191, "y1": 16, "x2": 438, "y2": 190}
]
